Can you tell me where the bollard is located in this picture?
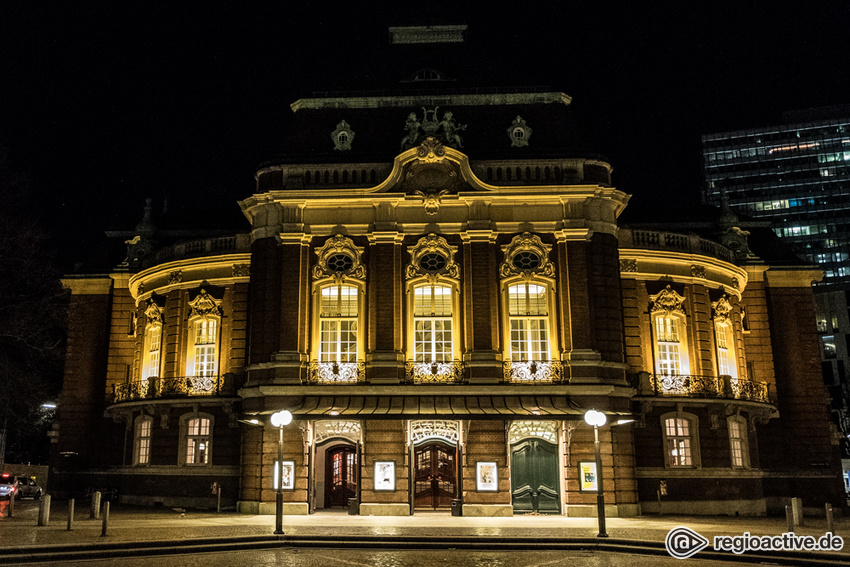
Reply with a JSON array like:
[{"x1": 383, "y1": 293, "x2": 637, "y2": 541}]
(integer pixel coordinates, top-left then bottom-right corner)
[
  {"x1": 91, "y1": 491, "x2": 101, "y2": 519},
  {"x1": 785, "y1": 504, "x2": 794, "y2": 534},
  {"x1": 826, "y1": 503, "x2": 835, "y2": 534},
  {"x1": 67, "y1": 498, "x2": 75, "y2": 531},
  {"x1": 8, "y1": 490, "x2": 13, "y2": 518},
  {"x1": 101, "y1": 501, "x2": 109, "y2": 537},
  {"x1": 791, "y1": 497, "x2": 804, "y2": 527},
  {"x1": 216, "y1": 486, "x2": 222, "y2": 514},
  {"x1": 38, "y1": 494, "x2": 51, "y2": 526}
]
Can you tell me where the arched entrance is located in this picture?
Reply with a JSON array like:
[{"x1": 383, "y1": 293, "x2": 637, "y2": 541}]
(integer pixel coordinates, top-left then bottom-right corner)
[
  {"x1": 313, "y1": 420, "x2": 360, "y2": 510},
  {"x1": 509, "y1": 420, "x2": 560, "y2": 514},
  {"x1": 410, "y1": 420, "x2": 459, "y2": 511}
]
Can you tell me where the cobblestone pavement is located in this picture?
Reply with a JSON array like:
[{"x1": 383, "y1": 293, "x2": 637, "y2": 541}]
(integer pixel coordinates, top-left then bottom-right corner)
[{"x1": 0, "y1": 498, "x2": 847, "y2": 557}]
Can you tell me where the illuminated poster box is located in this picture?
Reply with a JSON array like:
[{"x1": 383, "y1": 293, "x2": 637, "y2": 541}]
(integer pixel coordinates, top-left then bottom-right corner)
[{"x1": 578, "y1": 461, "x2": 597, "y2": 492}]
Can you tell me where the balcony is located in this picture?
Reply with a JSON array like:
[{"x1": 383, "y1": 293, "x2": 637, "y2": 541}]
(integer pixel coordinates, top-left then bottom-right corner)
[
  {"x1": 111, "y1": 375, "x2": 240, "y2": 404},
  {"x1": 404, "y1": 361, "x2": 465, "y2": 384},
  {"x1": 503, "y1": 360, "x2": 565, "y2": 384},
  {"x1": 641, "y1": 373, "x2": 771, "y2": 403},
  {"x1": 619, "y1": 228, "x2": 734, "y2": 263},
  {"x1": 306, "y1": 361, "x2": 365, "y2": 384}
]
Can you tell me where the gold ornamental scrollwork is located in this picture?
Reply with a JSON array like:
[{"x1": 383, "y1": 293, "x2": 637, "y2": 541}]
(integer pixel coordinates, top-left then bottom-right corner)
[
  {"x1": 144, "y1": 300, "x2": 163, "y2": 325},
  {"x1": 712, "y1": 295, "x2": 734, "y2": 324},
  {"x1": 188, "y1": 289, "x2": 222, "y2": 319},
  {"x1": 313, "y1": 234, "x2": 366, "y2": 283},
  {"x1": 499, "y1": 232, "x2": 554, "y2": 279},
  {"x1": 649, "y1": 285, "x2": 686, "y2": 316},
  {"x1": 406, "y1": 233, "x2": 459, "y2": 282}
]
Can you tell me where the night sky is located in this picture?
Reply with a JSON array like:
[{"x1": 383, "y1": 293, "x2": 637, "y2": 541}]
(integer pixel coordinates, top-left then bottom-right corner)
[{"x1": 3, "y1": 3, "x2": 849, "y2": 269}]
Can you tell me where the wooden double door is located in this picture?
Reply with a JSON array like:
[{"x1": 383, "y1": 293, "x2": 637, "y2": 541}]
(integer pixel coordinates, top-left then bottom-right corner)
[
  {"x1": 510, "y1": 437, "x2": 560, "y2": 514},
  {"x1": 325, "y1": 445, "x2": 357, "y2": 508},
  {"x1": 414, "y1": 441, "x2": 457, "y2": 509}
]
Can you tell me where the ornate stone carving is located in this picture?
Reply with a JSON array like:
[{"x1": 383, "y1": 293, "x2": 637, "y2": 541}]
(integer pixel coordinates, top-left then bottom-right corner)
[
  {"x1": 232, "y1": 263, "x2": 250, "y2": 277},
  {"x1": 401, "y1": 108, "x2": 466, "y2": 150},
  {"x1": 168, "y1": 270, "x2": 183, "y2": 285},
  {"x1": 649, "y1": 285, "x2": 686, "y2": 316},
  {"x1": 500, "y1": 232, "x2": 554, "y2": 278},
  {"x1": 414, "y1": 188, "x2": 450, "y2": 215},
  {"x1": 731, "y1": 277, "x2": 740, "y2": 290},
  {"x1": 712, "y1": 295, "x2": 733, "y2": 324},
  {"x1": 144, "y1": 300, "x2": 163, "y2": 325},
  {"x1": 137, "y1": 282, "x2": 145, "y2": 295},
  {"x1": 406, "y1": 233, "x2": 459, "y2": 281},
  {"x1": 187, "y1": 289, "x2": 222, "y2": 319},
  {"x1": 620, "y1": 259, "x2": 637, "y2": 273},
  {"x1": 508, "y1": 420, "x2": 557, "y2": 444},
  {"x1": 691, "y1": 264, "x2": 706, "y2": 279},
  {"x1": 314, "y1": 420, "x2": 361, "y2": 445},
  {"x1": 331, "y1": 120, "x2": 355, "y2": 151},
  {"x1": 313, "y1": 234, "x2": 366, "y2": 282},
  {"x1": 507, "y1": 115, "x2": 532, "y2": 147},
  {"x1": 416, "y1": 137, "x2": 447, "y2": 163},
  {"x1": 410, "y1": 420, "x2": 459, "y2": 444}
]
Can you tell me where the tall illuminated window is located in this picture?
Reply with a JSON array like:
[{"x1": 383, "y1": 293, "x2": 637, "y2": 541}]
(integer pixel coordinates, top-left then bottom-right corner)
[
  {"x1": 508, "y1": 283, "x2": 549, "y2": 361},
  {"x1": 193, "y1": 319, "x2": 217, "y2": 376},
  {"x1": 184, "y1": 416, "x2": 211, "y2": 465},
  {"x1": 728, "y1": 416, "x2": 748, "y2": 468},
  {"x1": 144, "y1": 325, "x2": 162, "y2": 379},
  {"x1": 413, "y1": 284, "x2": 453, "y2": 362},
  {"x1": 655, "y1": 316, "x2": 684, "y2": 375},
  {"x1": 715, "y1": 321, "x2": 737, "y2": 378},
  {"x1": 319, "y1": 284, "x2": 358, "y2": 362}
]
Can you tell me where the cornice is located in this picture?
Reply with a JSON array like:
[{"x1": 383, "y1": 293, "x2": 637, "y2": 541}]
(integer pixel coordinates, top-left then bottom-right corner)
[
  {"x1": 764, "y1": 268, "x2": 824, "y2": 288},
  {"x1": 129, "y1": 253, "x2": 251, "y2": 301}
]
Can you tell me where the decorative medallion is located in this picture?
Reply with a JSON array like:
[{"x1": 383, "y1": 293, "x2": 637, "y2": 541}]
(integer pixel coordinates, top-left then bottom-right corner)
[
  {"x1": 500, "y1": 233, "x2": 554, "y2": 278},
  {"x1": 401, "y1": 108, "x2": 466, "y2": 150},
  {"x1": 187, "y1": 289, "x2": 222, "y2": 319},
  {"x1": 691, "y1": 264, "x2": 706, "y2": 279},
  {"x1": 331, "y1": 120, "x2": 355, "y2": 151},
  {"x1": 144, "y1": 300, "x2": 163, "y2": 325},
  {"x1": 406, "y1": 233, "x2": 459, "y2": 281},
  {"x1": 620, "y1": 259, "x2": 638, "y2": 273},
  {"x1": 712, "y1": 295, "x2": 734, "y2": 324},
  {"x1": 649, "y1": 285, "x2": 686, "y2": 316},
  {"x1": 507, "y1": 116, "x2": 532, "y2": 148},
  {"x1": 731, "y1": 277, "x2": 740, "y2": 290},
  {"x1": 313, "y1": 234, "x2": 366, "y2": 282},
  {"x1": 168, "y1": 270, "x2": 183, "y2": 285},
  {"x1": 415, "y1": 137, "x2": 447, "y2": 163},
  {"x1": 232, "y1": 263, "x2": 250, "y2": 277}
]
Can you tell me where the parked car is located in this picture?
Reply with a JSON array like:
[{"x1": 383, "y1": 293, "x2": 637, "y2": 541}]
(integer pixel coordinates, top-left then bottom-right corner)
[
  {"x1": 14, "y1": 476, "x2": 42, "y2": 499},
  {"x1": 0, "y1": 474, "x2": 18, "y2": 499}
]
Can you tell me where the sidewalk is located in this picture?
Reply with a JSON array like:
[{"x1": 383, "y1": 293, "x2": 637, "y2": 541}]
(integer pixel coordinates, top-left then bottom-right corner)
[{"x1": 1, "y1": 500, "x2": 848, "y2": 553}]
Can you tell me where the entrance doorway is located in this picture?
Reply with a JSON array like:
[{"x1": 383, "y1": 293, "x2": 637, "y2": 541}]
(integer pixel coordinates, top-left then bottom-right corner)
[
  {"x1": 510, "y1": 437, "x2": 560, "y2": 513},
  {"x1": 324, "y1": 445, "x2": 357, "y2": 508},
  {"x1": 414, "y1": 441, "x2": 456, "y2": 509}
]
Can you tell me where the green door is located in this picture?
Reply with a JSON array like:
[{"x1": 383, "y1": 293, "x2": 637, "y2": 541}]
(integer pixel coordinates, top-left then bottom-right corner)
[{"x1": 511, "y1": 437, "x2": 560, "y2": 514}]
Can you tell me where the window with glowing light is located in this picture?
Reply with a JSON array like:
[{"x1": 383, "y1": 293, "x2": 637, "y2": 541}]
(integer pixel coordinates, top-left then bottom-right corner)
[
  {"x1": 727, "y1": 416, "x2": 749, "y2": 469},
  {"x1": 183, "y1": 415, "x2": 212, "y2": 465},
  {"x1": 507, "y1": 283, "x2": 550, "y2": 361},
  {"x1": 143, "y1": 324, "x2": 162, "y2": 379},
  {"x1": 715, "y1": 321, "x2": 737, "y2": 378},
  {"x1": 653, "y1": 315, "x2": 690, "y2": 376},
  {"x1": 413, "y1": 284, "x2": 453, "y2": 362},
  {"x1": 133, "y1": 415, "x2": 152, "y2": 466},
  {"x1": 319, "y1": 285, "x2": 358, "y2": 362},
  {"x1": 662, "y1": 414, "x2": 698, "y2": 468},
  {"x1": 192, "y1": 319, "x2": 218, "y2": 376}
]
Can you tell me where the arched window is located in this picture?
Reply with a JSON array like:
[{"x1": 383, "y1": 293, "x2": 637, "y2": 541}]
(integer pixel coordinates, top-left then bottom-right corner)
[
  {"x1": 661, "y1": 412, "x2": 699, "y2": 468},
  {"x1": 507, "y1": 283, "x2": 550, "y2": 361},
  {"x1": 133, "y1": 415, "x2": 153, "y2": 466},
  {"x1": 181, "y1": 413, "x2": 213, "y2": 466},
  {"x1": 319, "y1": 284, "x2": 358, "y2": 363},
  {"x1": 413, "y1": 284, "x2": 453, "y2": 362}
]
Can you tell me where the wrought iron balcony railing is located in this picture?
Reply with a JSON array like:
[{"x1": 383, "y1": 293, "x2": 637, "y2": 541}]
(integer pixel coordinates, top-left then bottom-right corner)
[
  {"x1": 404, "y1": 361, "x2": 465, "y2": 384},
  {"x1": 306, "y1": 361, "x2": 365, "y2": 384},
  {"x1": 503, "y1": 360, "x2": 565, "y2": 383},
  {"x1": 112, "y1": 375, "x2": 239, "y2": 403},
  {"x1": 646, "y1": 373, "x2": 770, "y2": 403}
]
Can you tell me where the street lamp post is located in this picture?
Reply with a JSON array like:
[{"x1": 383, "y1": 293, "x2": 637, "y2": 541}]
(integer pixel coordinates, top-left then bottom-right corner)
[
  {"x1": 584, "y1": 409, "x2": 608, "y2": 538},
  {"x1": 270, "y1": 410, "x2": 292, "y2": 535}
]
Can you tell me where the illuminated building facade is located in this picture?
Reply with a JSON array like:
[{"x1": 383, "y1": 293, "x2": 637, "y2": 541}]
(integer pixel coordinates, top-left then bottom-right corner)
[
  {"x1": 703, "y1": 108, "x2": 850, "y2": 488},
  {"x1": 52, "y1": 28, "x2": 844, "y2": 517}
]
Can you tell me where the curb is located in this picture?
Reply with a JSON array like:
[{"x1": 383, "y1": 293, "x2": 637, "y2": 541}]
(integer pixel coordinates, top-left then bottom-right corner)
[{"x1": 1, "y1": 534, "x2": 848, "y2": 565}]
